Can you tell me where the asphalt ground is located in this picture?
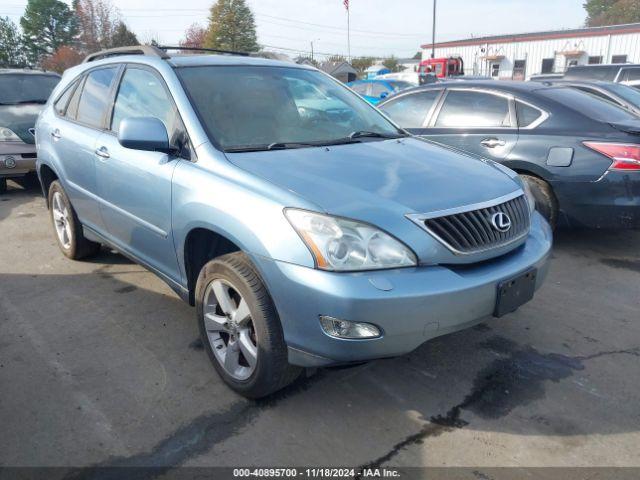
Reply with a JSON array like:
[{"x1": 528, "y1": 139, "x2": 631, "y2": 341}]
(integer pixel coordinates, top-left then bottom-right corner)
[{"x1": 1, "y1": 180, "x2": 639, "y2": 477}]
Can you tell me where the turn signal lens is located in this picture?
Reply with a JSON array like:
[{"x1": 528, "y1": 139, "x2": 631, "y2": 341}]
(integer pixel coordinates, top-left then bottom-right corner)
[{"x1": 584, "y1": 142, "x2": 640, "y2": 171}]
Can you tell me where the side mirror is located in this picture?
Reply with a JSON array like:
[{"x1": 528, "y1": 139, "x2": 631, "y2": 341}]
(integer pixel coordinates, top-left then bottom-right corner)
[
  {"x1": 380, "y1": 91, "x2": 389, "y2": 99},
  {"x1": 118, "y1": 117, "x2": 170, "y2": 153}
]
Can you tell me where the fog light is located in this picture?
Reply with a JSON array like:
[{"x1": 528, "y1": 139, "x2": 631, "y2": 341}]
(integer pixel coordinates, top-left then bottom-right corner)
[
  {"x1": 4, "y1": 156, "x2": 16, "y2": 169},
  {"x1": 319, "y1": 316, "x2": 381, "y2": 339}
]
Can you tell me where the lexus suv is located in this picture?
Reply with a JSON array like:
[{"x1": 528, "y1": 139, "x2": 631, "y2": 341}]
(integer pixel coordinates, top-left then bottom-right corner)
[
  {"x1": 1, "y1": 69, "x2": 60, "y2": 193},
  {"x1": 36, "y1": 46, "x2": 552, "y2": 398}
]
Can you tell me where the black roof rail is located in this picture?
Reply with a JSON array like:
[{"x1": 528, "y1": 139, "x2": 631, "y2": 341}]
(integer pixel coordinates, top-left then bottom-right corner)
[
  {"x1": 159, "y1": 46, "x2": 250, "y2": 57},
  {"x1": 83, "y1": 45, "x2": 170, "y2": 63}
]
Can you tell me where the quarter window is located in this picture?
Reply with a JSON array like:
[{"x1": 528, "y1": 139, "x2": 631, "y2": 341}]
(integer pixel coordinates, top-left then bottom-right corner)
[
  {"x1": 65, "y1": 76, "x2": 86, "y2": 119},
  {"x1": 516, "y1": 101, "x2": 543, "y2": 128},
  {"x1": 76, "y1": 67, "x2": 118, "y2": 128},
  {"x1": 436, "y1": 90, "x2": 511, "y2": 128},
  {"x1": 54, "y1": 79, "x2": 79, "y2": 116},
  {"x1": 380, "y1": 91, "x2": 441, "y2": 128}
]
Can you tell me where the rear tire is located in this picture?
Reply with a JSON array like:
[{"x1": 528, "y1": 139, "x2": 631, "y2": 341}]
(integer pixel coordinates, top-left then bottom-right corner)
[
  {"x1": 520, "y1": 174, "x2": 558, "y2": 230},
  {"x1": 48, "y1": 180, "x2": 101, "y2": 260},
  {"x1": 196, "y1": 252, "x2": 301, "y2": 398}
]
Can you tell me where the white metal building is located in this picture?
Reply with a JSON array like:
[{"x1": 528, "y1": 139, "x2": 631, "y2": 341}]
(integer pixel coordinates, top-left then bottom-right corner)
[{"x1": 422, "y1": 23, "x2": 640, "y2": 80}]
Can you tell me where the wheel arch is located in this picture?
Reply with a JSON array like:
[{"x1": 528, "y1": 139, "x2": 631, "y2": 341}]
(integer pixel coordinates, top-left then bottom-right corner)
[
  {"x1": 38, "y1": 163, "x2": 60, "y2": 208},
  {"x1": 183, "y1": 227, "x2": 243, "y2": 306}
]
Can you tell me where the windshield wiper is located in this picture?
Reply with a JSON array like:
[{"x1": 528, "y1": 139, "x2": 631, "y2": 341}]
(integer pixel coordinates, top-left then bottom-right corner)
[
  {"x1": 14, "y1": 99, "x2": 47, "y2": 105},
  {"x1": 348, "y1": 130, "x2": 407, "y2": 140},
  {"x1": 225, "y1": 142, "x2": 319, "y2": 153}
]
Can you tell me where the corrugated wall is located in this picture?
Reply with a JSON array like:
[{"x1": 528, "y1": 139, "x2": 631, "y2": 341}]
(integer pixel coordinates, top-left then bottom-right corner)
[{"x1": 423, "y1": 32, "x2": 640, "y2": 80}]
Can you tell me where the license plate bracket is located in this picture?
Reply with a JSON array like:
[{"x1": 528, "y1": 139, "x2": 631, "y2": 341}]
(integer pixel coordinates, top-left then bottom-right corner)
[{"x1": 494, "y1": 268, "x2": 537, "y2": 317}]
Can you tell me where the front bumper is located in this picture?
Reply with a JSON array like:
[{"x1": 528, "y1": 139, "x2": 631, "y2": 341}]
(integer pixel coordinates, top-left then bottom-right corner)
[
  {"x1": 253, "y1": 213, "x2": 553, "y2": 367},
  {"x1": 0, "y1": 142, "x2": 37, "y2": 177},
  {"x1": 554, "y1": 170, "x2": 640, "y2": 229}
]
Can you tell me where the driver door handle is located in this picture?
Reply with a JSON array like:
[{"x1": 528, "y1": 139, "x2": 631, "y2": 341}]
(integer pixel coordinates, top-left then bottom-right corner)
[
  {"x1": 50, "y1": 129, "x2": 61, "y2": 140},
  {"x1": 95, "y1": 146, "x2": 110, "y2": 159},
  {"x1": 480, "y1": 138, "x2": 506, "y2": 148}
]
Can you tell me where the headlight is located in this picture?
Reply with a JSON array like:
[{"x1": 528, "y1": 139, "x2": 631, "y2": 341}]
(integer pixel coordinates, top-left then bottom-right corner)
[
  {"x1": 521, "y1": 180, "x2": 536, "y2": 214},
  {"x1": 285, "y1": 209, "x2": 417, "y2": 271},
  {"x1": 0, "y1": 128, "x2": 22, "y2": 142}
]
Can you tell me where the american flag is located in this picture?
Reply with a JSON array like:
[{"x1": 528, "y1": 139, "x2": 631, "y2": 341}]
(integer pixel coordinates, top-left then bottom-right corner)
[{"x1": 344, "y1": 0, "x2": 349, "y2": 10}]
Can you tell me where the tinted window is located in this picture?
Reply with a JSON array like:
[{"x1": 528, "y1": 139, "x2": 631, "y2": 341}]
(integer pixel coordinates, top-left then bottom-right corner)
[
  {"x1": 54, "y1": 79, "x2": 79, "y2": 116},
  {"x1": 350, "y1": 82, "x2": 369, "y2": 95},
  {"x1": 369, "y1": 82, "x2": 389, "y2": 97},
  {"x1": 380, "y1": 91, "x2": 440, "y2": 128},
  {"x1": 605, "y1": 82, "x2": 640, "y2": 107},
  {"x1": 564, "y1": 66, "x2": 617, "y2": 81},
  {"x1": 623, "y1": 68, "x2": 640, "y2": 82},
  {"x1": 76, "y1": 67, "x2": 118, "y2": 128},
  {"x1": 0, "y1": 74, "x2": 59, "y2": 105},
  {"x1": 540, "y1": 87, "x2": 639, "y2": 123},
  {"x1": 436, "y1": 90, "x2": 511, "y2": 128},
  {"x1": 177, "y1": 66, "x2": 400, "y2": 151},
  {"x1": 572, "y1": 86, "x2": 621, "y2": 106},
  {"x1": 516, "y1": 101, "x2": 543, "y2": 128}
]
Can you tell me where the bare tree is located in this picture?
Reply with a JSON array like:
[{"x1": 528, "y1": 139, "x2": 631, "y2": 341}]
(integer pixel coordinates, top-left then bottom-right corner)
[{"x1": 180, "y1": 23, "x2": 207, "y2": 50}]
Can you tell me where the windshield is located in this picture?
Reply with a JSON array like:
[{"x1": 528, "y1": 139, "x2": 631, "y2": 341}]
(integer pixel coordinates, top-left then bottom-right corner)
[
  {"x1": 0, "y1": 74, "x2": 60, "y2": 105},
  {"x1": 540, "y1": 86, "x2": 640, "y2": 123},
  {"x1": 177, "y1": 65, "x2": 401, "y2": 151},
  {"x1": 388, "y1": 81, "x2": 413, "y2": 91},
  {"x1": 605, "y1": 83, "x2": 640, "y2": 107}
]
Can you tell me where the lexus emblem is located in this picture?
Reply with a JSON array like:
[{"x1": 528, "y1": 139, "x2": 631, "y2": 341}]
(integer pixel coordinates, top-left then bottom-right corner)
[{"x1": 491, "y1": 212, "x2": 512, "y2": 232}]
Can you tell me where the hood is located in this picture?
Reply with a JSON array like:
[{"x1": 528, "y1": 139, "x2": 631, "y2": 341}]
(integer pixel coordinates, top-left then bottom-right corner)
[
  {"x1": 0, "y1": 104, "x2": 43, "y2": 144},
  {"x1": 226, "y1": 137, "x2": 520, "y2": 223}
]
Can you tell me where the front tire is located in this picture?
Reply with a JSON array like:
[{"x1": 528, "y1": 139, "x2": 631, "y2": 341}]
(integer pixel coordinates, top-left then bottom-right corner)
[
  {"x1": 520, "y1": 174, "x2": 558, "y2": 230},
  {"x1": 196, "y1": 252, "x2": 301, "y2": 398},
  {"x1": 48, "y1": 180, "x2": 101, "y2": 259}
]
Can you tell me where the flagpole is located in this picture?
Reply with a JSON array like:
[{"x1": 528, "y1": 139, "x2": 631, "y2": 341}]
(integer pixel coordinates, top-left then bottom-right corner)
[{"x1": 347, "y1": 5, "x2": 351, "y2": 61}]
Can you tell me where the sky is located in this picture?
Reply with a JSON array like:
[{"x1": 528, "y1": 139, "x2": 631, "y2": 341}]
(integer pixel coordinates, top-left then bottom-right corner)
[{"x1": 2, "y1": 0, "x2": 587, "y2": 60}]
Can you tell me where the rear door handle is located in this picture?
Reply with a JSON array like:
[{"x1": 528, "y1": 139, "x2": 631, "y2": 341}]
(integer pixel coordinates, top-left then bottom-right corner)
[
  {"x1": 95, "y1": 146, "x2": 110, "y2": 159},
  {"x1": 50, "y1": 129, "x2": 61, "y2": 140},
  {"x1": 480, "y1": 138, "x2": 506, "y2": 148}
]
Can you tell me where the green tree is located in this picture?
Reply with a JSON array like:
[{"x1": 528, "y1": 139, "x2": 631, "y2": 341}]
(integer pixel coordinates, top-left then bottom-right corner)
[
  {"x1": 585, "y1": 0, "x2": 640, "y2": 26},
  {"x1": 351, "y1": 56, "x2": 375, "y2": 75},
  {"x1": 20, "y1": 0, "x2": 77, "y2": 64},
  {"x1": 204, "y1": 0, "x2": 259, "y2": 53},
  {"x1": 382, "y1": 56, "x2": 401, "y2": 73},
  {"x1": 0, "y1": 16, "x2": 26, "y2": 67},
  {"x1": 110, "y1": 21, "x2": 139, "y2": 47}
]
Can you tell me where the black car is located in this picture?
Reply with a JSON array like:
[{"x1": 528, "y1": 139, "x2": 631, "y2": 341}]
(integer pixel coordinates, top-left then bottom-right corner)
[
  {"x1": 548, "y1": 80, "x2": 640, "y2": 116},
  {"x1": 564, "y1": 64, "x2": 640, "y2": 89},
  {"x1": 378, "y1": 81, "x2": 640, "y2": 229}
]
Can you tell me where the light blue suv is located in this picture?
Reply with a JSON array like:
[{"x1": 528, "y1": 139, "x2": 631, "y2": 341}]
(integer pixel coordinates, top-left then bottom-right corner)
[{"x1": 36, "y1": 46, "x2": 552, "y2": 398}]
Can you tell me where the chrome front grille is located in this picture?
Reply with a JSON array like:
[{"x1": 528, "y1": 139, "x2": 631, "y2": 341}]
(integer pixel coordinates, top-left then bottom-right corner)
[{"x1": 409, "y1": 194, "x2": 531, "y2": 255}]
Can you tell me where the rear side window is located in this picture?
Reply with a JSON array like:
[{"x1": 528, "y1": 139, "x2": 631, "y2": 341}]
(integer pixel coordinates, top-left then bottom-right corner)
[
  {"x1": 516, "y1": 101, "x2": 544, "y2": 128},
  {"x1": 76, "y1": 67, "x2": 118, "y2": 128},
  {"x1": 540, "y1": 87, "x2": 639, "y2": 123},
  {"x1": 436, "y1": 90, "x2": 511, "y2": 128},
  {"x1": 380, "y1": 91, "x2": 440, "y2": 128}
]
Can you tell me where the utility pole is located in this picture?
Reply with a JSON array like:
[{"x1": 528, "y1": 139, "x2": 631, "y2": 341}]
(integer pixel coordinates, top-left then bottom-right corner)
[
  {"x1": 431, "y1": 0, "x2": 437, "y2": 59},
  {"x1": 347, "y1": 5, "x2": 351, "y2": 61}
]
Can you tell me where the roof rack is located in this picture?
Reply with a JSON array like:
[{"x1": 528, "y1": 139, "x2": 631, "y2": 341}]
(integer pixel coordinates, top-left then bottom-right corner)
[
  {"x1": 83, "y1": 45, "x2": 170, "y2": 63},
  {"x1": 159, "y1": 46, "x2": 250, "y2": 57}
]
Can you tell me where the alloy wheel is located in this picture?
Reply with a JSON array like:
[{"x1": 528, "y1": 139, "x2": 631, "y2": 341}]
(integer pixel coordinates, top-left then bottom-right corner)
[
  {"x1": 203, "y1": 278, "x2": 258, "y2": 380},
  {"x1": 52, "y1": 191, "x2": 72, "y2": 250}
]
